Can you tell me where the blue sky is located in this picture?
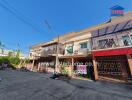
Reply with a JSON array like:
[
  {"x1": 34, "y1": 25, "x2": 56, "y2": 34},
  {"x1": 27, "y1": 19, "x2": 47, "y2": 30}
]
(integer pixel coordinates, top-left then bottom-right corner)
[{"x1": 0, "y1": 0, "x2": 132, "y2": 54}]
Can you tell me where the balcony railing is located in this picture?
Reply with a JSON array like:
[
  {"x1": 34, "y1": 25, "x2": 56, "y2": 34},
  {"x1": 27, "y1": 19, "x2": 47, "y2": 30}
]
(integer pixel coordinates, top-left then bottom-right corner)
[
  {"x1": 92, "y1": 35, "x2": 132, "y2": 50},
  {"x1": 73, "y1": 49, "x2": 91, "y2": 55},
  {"x1": 40, "y1": 44, "x2": 65, "y2": 57}
]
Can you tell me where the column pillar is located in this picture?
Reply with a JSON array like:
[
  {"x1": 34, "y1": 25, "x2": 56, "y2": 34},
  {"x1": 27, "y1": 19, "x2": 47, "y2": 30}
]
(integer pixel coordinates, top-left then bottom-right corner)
[
  {"x1": 127, "y1": 54, "x2": 132, "y2": 76},
  {"x1": 37, "y1": 63, "x2": 40, "y2": 71},
  {"x1": 70, "y1": 57, "x2": 74, "y2": 77},
  {"x1": 92, "y1": 57, "x2": 99, "y2": 80},
  {"x1": 55, "y1": 56, "x2": 59, "y2": 73},
  {"x1": 31, "y1": 59, "x2": 35, "y2": 71}
]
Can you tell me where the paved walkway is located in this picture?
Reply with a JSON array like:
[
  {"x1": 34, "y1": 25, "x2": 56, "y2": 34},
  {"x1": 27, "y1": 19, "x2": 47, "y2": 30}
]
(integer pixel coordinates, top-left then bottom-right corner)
[{"x1": 0, "y1": 70, "x2": 132, "y2": 100}]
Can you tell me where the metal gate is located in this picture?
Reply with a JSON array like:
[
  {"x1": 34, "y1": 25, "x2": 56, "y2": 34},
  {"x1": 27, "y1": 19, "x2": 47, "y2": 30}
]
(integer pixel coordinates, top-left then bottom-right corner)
[{"x1": 96, "y1": 55, "x2": 131, "y2": 80}]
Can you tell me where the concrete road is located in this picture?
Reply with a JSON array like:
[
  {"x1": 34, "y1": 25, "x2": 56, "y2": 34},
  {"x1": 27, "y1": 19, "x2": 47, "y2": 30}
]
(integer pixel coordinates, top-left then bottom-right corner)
[{"x1": 0, "y1": 70, "x2": 132, "y2": 100}]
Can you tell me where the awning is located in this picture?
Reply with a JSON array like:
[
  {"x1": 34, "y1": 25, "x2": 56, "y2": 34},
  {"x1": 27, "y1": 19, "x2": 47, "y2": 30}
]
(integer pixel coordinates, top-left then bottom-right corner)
[
  {"x1": 92, "y1": 47, "x2": 132, "y2": 57},
  {"x1": 59, "y1": 54, "x2": 91, "y2": 59}
]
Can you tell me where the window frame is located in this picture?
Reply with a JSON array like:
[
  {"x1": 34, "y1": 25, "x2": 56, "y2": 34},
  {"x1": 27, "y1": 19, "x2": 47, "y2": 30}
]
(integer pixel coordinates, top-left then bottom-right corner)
[
  {"x1": 80, "y1": 42, "x2": 88, "y2": 49},
  {"x1": 122, "y1": 34, "x2": 132, "y2": 46}
]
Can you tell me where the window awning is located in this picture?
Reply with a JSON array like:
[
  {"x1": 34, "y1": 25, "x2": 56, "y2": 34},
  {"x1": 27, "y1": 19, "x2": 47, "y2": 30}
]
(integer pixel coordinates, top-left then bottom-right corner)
[{"x1": 92, "y1": 47, "x2": 132, "y2": 57}]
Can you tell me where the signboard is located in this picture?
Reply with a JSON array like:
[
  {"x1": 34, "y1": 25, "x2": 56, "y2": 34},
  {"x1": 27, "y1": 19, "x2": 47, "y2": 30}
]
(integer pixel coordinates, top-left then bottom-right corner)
[
  {"x1": 110, "y1": 5, "x2": 124, "y2": 16},
  {"x1": 77, "y1": 65, "x2": 87, "y2": 74}
]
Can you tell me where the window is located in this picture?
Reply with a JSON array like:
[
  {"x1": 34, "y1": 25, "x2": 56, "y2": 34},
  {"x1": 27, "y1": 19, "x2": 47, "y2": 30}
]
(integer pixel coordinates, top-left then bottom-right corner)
[
  {"x1": 80, "y1": 42, "x2": 87, "y2": 49},
  {"x1": 66, "y1": 46, "x2": 73, "y2": 54},
  {"x1": 122, "y1": 35, "x2": 132, "y2": 46},
  {"x1": 130, "y1": 35, "x2": 132, "y2": 40},
  {"x1": 98, "y1": 38, "x2": 117, "y2": 49},
  {"x1": 98, "y1": 39, "x2": 108, "y2": 49}
]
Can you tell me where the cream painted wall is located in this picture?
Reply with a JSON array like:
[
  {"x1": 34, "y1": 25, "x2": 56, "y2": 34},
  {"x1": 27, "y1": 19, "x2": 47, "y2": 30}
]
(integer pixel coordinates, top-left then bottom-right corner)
[
  {"x1": 64, "y1": 32, "x2": 92, "y2": 55},
  {"x1": 65, "y1": 33, "x2": 91, "y2": 43}
]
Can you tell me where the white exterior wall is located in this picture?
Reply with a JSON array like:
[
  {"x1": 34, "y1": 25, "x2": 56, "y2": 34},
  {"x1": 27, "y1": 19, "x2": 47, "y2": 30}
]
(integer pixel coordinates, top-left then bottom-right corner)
[{"x1": 64, "y1": 32, "x2": 92, "y2": 55}]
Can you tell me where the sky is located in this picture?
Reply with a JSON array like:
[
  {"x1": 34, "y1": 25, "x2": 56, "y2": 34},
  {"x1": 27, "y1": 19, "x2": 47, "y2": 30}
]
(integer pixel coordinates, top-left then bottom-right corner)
[{"x1": 0, "y1": 0, "x2": 132, "y2": 54}]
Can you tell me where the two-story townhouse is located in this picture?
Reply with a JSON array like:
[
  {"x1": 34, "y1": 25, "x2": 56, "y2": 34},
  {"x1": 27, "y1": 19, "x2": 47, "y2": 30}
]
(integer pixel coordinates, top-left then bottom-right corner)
[
  {"x1": 29, "y1": 39, "x2": 65, "y2": 73},
  {"x1": 57, "y1": 31, "x2": 94, "y2": 79},
  {"x1": 29, "y1": 31, "x2": 94, "y2": 79},
  {"x1": 37, "y1": 40, "x2": 65, "y2": 73},
  {"x1": 91, "y1": 11, "x2": 132, "y2": 82},
  {"x1": 29, "y1": 44, "x2": 43, "y2": 71}
]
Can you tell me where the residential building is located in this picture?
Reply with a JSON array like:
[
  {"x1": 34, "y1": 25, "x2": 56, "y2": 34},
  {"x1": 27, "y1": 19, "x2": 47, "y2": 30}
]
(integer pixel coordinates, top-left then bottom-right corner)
[
  {"x1": 91, "y1": 11, "x2": 132, "y2": 82},
  {"x1": 0, "y1": 49, "x2": 27, "y2": 58},
  {"x1": 0, "y1": 49, "x2": 9, "y2": 57},
  {"x1": 29, "y1": 39, "x2": 65, "y2": 72},
  {"x1": 58, "y1": 31, "x2": 93, "y2": 78},
  {"x1": 29, "y1": 10, "x2": 132, "y2": 82},
  {"x1": 29, "y1": 31, "x2": 93, "y2": 78}
]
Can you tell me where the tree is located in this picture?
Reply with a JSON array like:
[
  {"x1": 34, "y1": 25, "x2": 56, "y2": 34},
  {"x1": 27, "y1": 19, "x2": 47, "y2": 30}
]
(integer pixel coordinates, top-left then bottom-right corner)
[{"x1": 16, "y1": 50, "x2": 20, "y2": 58}]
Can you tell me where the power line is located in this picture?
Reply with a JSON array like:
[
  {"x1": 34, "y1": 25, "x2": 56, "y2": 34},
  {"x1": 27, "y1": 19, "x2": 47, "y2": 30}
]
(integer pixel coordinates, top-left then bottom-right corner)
[
  {"x1": 44, "y1": 19, "x2": 59, "y2": 37},
  {"x1": 0, "y1": 40, "x2": 30, "y2": 53},
  {"x1": 0, "y1": 0, "x2": 46, "y2": 34},
  {"x1": 44, "y1": 20, "x2": 53, "y2": 32}
]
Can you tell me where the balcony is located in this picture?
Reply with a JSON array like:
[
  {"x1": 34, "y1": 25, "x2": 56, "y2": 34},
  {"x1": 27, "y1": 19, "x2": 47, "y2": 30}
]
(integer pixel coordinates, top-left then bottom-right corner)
[
  {"x1": 92, "y1": 20, "x2": 132, "y2": 51},
  {"x1": 40, "y1": 43, "x2": 65, "y2": 57},
  {"x1": 73, "y1": 49, "x2": 91, "y2": 55},
  {"x1": 65, "y1": 47, "x2": 91, "y2": 56},
  {"x1": 92, "y1": 30, "x2": 132, "y2": 51}
]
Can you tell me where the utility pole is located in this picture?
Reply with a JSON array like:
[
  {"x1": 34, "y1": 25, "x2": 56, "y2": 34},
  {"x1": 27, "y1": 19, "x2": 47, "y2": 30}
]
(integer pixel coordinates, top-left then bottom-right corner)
[
  {"x1": 55, "y1": 35, "x2": 59, "y2": 73},
  {"x1": 44, "y1": 20, "x2": 60, "y2": 74},
  {"x1": 31, "y1": 47, "x2": 35, "y2": 71}
]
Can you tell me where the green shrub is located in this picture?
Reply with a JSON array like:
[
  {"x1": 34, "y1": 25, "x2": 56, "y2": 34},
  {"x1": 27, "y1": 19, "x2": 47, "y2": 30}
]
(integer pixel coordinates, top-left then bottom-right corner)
[
  {"x1": 60, "y1": 65, "x2": 69, "y2": 75},
  {"x1": 0, "y1": 56, "x2": 20, "y2": 69}
]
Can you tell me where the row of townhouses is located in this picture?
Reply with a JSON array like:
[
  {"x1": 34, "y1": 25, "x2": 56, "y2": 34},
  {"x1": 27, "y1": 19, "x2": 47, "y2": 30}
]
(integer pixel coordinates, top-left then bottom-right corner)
[
  {"x1": 29, "y1": 8, "x2": 132, "y2": 82},
  {"x1": 0, "y1": 49, "x2": 27, "y2": 59}
]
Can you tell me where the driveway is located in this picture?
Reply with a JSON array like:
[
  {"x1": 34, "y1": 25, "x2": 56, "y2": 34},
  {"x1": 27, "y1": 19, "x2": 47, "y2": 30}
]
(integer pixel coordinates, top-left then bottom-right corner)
[{"x1": 0, "y1": 70, "x2": 132, "y2": 100}]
